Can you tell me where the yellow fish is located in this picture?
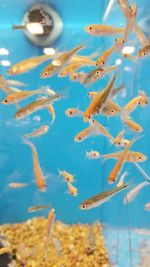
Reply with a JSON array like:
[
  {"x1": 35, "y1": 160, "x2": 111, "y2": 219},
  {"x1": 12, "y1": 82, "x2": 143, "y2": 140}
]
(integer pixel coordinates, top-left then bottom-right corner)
[
  {"x1": 24, "y1": 125, "x2": 49, "y2": 139},
  {"x1": 108, "y1": 136, "x2": 140, "y2": 183},
  {"x1": 2, "y1": 88, "x2": 51, "y2": 105},
  {"x1": 121, "y1": 115, "x2": 143, "y2": 132},
  {"x1": 67, "y1": 182, "x2": 78, "y2": 196},
  {"x1": 65, "y1": 108, "x2": 83, "y2": 118},
  {"x1": 74, "y1": 126, "x2": 95, "y2": 142},
  {"x1": 23, "y1": 139, "x2": 47, "y2": 192},
  {"x1": 79, "y1": 184, "x2": 128, "y2": 210},
  {"x1": 83, "y1": 65, "x2": 117, "y2": 85},
  {"x1": 89, "y1": 119, "x2": 114, "y2": 142},
  {"x1": 28, "y1": 204, "x2": 51, "y2": 213},
  {"x1": 15, "y1": 92, "x2": 61, "y2": 120},
  {"x1": 103, "y1": 150, "x2": 147, "y2": 162},
  {"x1": 41, "y1": 44, "x2": 84, "y2": 78},
  {"x1": 7, "y1": 54, "x2": 53, "y2": 75},
  {"x1": 83, "y1": 75, "x2": 116, "y2": 121},
  {"x1": 45, "y1": 208, "x2": 56, "y2": 259},
  {"x1": 58, "y1": 170, "x2": 74, "y2": 183},
  {"x1": 113, "y1": 130, "x2": 125, "y2": 146},
  {"x1": 8, "y1": 182, "x2": 29, "y2": 188},
  {"x1": 85, "y1": 24, "x2": 124, "y2": 36}
]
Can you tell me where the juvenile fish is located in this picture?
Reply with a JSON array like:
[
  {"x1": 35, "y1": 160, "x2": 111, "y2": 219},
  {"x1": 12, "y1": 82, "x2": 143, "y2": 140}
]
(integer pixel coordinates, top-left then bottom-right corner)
[
  {"x1": 58, "y1": 170, "x2": 74, "y2": 183},
  {"x1": 8, "y1": 182, "x2": 29, "y2": 188},
  {"x1": 24, "y1": 125, "x2": 49, "y2": 139},
  {"x1": 108, "y1": 136, "x2": 140, "y2": 183},
  {"x1": 28, "y1": 204, "x2": 50, "y2": 212},
  {"x1": 124, "y1": 181, "x2": 150, "y2": 204},
  {"x1": 102, "y1": 150, "x2": 147, "y2": 163},
  {"x1": 74, "y1": 126, "x2": 96, "y2": 142},
  {"x1": 137, "y1": 44, "x2": 150, "y2": 58},
  {"x1": 89, "y1": 119, "x2": 114, "y2": 142},
  {"x1": 84, "y1": 24, "x2": 124, "y2": 36},
  {"x1": 113, "y1": 130, "x2": 125, "y2": 146},
  {"x1": 65, "y1": 108, "x2": 83, "y2": 118},
  {"x1": 86, "y1": 150, "x2": 100, "y2": 159},
  {"x1": 117, "y1": 171, "x2": 127, "y2": 187},
  {"x1": 45, "y1": 208, "x2": 56, "y2": 259},
  {"x1": 2, "y1": 88, "x2": 51, "y2": 105},
  {"x1": 121, "y1": 115, "x2": 143, "y2": 132},
  {"x1": 41, "y1": 44, "x2": 84, "y2": 78},
  {"x1": 83, "y1": 75, "x2": 116, "y2": 121},
  {"x1": 14, "y1": 92, "x2": 61, "y2": 120},
  {"x1": 67, "y1": 182, "x2": 78, "y2": 196},
  {"x1": 23, "y1": 139, "x2": 46, "y2": 192},
  {"x1": 79, "y1": 184, "x2": 128, "y2": 210},
  {"x1": 46, "y1": 104, "x2": 55, "y2": 125},
  {"x1": 0, "y1": 75, "x2": 14, "y2": 94},
  {"x1": 83, "y1": 65, "x2": 117, "y2": 85},
  {"x1": 144, "y1": 203, "x2": 150, "y2": 211},
  {"x1": 7, "y1": 54, "x2": 53, "y2": 75}
]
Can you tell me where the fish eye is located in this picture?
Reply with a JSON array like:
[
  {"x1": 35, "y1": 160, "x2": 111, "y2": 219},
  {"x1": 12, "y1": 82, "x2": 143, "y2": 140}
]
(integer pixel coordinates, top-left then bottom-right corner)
[
  {"x1": 78, "y1": 137, "x2": 82, "y2": 140},
  {"x1": 82, "y1": 205, "x2": 86, "y2": 209},
  {"x1": 118, "y1": 142, "x2": 121, "y2": 145},
  {"x1": 138, "y1": 156, "x2": 142, "y2": 159},
  {"x1": 113, "y1": 179, "x2": 115, "y2": 182},
  {"x1": 89, "y1": 27, "x2": 92, "y2": 30},
  {"x1": 69, "y1": 111, "x2": 72, "y2": 115},
  {"x1": 92, "y1": 119, "x2": 95, "y2": 123},
  {"x1": 96, "y1": 70, "x2": 101, "y2": 75},
  {"x1": 4, "y1": 99, "x2": 8, "y2": 103},
  {"x1": 93, "y1": 153, "x2": 96, "y2": 156},
  {"x1": 136, "y1": 128, "x2": 139, "y2": 132},
  {"x1": 97, "y1": 110, "x2": 99, "y2": 114},
  {"x1": 44, "y1": 72, "x2": 48, "y2": 77},
  {"x1": 142, "y1": 52, "x2": 146, "y2": 56},
  {"x1": 111, "y1": 109, "x2": 114, "y2": 113},
  {"x1": 115, "y1": 38, "x2": 118, "y2": 42},
  {"x1": 102, "y1": 61, "x2": 105, "y2": 65},
  {"x1": 122, "y1": 40, "x2": 125, "y2": 44},
  {"x1": 146, "y1": 101, "x2": 148, "y2": 104},
  {"x1": 88, "y1": 116, "x2": 91, "y2": 119}
]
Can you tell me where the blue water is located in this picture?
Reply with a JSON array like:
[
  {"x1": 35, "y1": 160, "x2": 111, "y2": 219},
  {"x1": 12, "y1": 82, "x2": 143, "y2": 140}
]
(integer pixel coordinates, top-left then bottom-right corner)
[{"x1": 0, "y1": 0, "x2": 150, "y2": 266}]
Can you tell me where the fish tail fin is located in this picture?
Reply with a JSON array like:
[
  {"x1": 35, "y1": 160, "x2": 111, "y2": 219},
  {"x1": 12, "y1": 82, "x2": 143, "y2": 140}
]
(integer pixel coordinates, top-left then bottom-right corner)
[{"x1": 12, "y1": 24, "x2": 26, "y2": 30}]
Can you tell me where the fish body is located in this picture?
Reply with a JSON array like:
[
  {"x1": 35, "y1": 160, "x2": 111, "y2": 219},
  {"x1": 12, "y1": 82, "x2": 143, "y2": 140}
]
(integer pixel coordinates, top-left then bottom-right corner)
[
  {"x1": 45, "y1": 208, "x2": 56, "y2": 259},
  {"x1": 85, "y1": 24, "x2": 124, "y2": 36},
  {"x1": 144, "y1": 203, "x2": 150, "y2": 211},
  {"x1": 74, "y1": 126, "x2": 95, "y2": 142},
  {"x1": 65, "y1": 108, "x2": 83, "y2": 118},
  {"x1": 0, "y1": 75, "x2": 14, "y2": 94},
  {"x1": 124, "y1": 96, "x2": 141, "y2": 113},
  {"x1": 138, "y1": 90, "x2": 148, "y2": 106},
  {"x1": 83, "y1": 65, "x2": 117, "y2": 85},
  {"x1": 23, "y1": 139, "x2": 46, "y2": 192},
  {"x1": 103, "y1": 150, "x2": 147, "y2": 163},
  {"x1": 102, "y1": 100, "x2": 123, "y2": 117},
  {"x1": 58, "y1": 170, "x2": 74, "y2": 183},
  {"x1": 124, "y1": 181, "x2": 149, "y2": 204},
  {"x1": 7, "y1": 54, "x2": 53, "y2": 75},
  {"x1": 113, "y1": 130, "x2": 125, "y2": 146},
  {"x1": 86, "y1": 150, "x2": 100, "y2": 159},
  {"x1": 8, "y1": 182, "x2": 29, "y2": 188},
  {"x1": 41, "y1": 44, "x2": 84, "y2": 78},
  {"x1": 121, "y1": 115, "x2": 143, "y2": 132},
  {"x1": 138, "y1": 44, "x2": 150, "y2": 58},
  {"x1": 2, "y1": 88, "x2": 51, "y2": 104},
  {"x1": 46, "y1": 104, "x2": 55, "y2": 125},
  {"x1": 96, "y1": 45, "x2": 116, "y2": 66},
  {"x1": 67, "y1": 182, "x2": 78, "y2": 196},
  {"x1": 108, "y1": 136, "x2": 139, "y2": 183},
  {"x1": 79, "y1": 184, "x2": 128, "y2": 210},
  {"x1": 70, "y1": 72, "x2": 86, "y2": 83},
  {"x1": 89, "y1": 119, "x2": 114, "y2": 142},
  {"x1": 15, "y1": 92, "x2": 61, "y2": 120},
  {"x1": 24, "y1": 125, "x2": 49, "y2": 139},
  {"x1": 28, "y1": 205, "x2": 50, "y2": 212},
  {"x1": 83, "y1": 75, "x2": 116, "y2": 121}
]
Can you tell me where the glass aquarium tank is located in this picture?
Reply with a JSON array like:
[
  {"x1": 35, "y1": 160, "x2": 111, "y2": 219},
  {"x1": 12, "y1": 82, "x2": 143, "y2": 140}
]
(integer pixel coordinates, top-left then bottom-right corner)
[{"x1": 0, "y1": 0, "x2": 150, "y2": 266}]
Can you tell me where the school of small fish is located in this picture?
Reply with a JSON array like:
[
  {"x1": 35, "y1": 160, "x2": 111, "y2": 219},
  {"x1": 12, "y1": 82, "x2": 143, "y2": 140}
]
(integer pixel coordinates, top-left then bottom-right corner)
[{"x1": 0, "y1": 0, "x2": 150, "y2": 261}]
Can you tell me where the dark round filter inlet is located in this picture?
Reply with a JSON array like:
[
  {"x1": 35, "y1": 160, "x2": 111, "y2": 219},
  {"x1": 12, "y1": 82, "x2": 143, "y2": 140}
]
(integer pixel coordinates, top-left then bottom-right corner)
[{"x1": 23, "y1": 4, "x2": 63, "y2": 46}]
